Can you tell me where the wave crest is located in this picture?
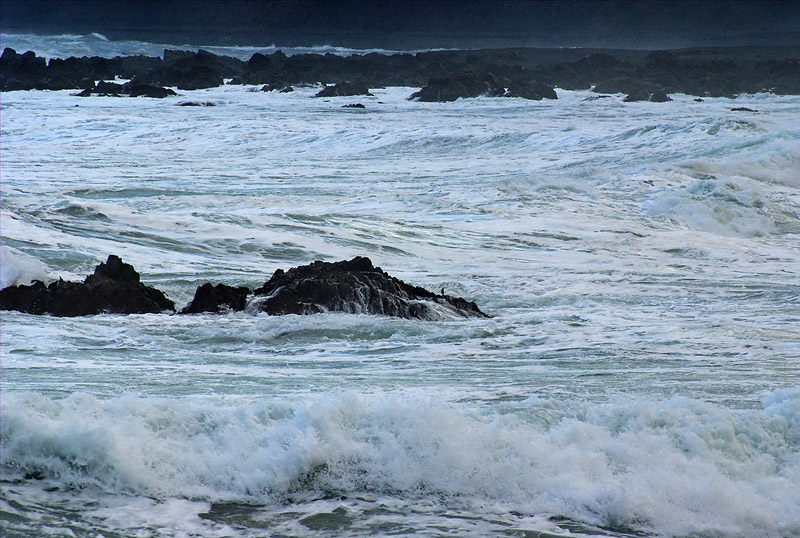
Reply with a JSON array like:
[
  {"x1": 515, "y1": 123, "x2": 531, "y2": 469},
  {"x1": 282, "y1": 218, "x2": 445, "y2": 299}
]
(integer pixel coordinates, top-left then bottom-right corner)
[{"x1": 2, "y1": 390, "x2": 798, "y2": 537}]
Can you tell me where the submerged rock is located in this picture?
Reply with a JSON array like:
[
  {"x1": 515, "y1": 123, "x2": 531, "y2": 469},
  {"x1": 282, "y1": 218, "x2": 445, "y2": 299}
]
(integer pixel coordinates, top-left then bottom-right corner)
[
  {"x1": 0, "y1": 255, "x2": 175, "y2": 316},
  {"x1": 181, "y1": 283, "x2": 250, "y2": 314},
  {"x1": 300, "y1": 507, "x2": 353, "y2": 530},
  {"x1": 252, "y1": 256, "x2": 487, "y2": 320}
]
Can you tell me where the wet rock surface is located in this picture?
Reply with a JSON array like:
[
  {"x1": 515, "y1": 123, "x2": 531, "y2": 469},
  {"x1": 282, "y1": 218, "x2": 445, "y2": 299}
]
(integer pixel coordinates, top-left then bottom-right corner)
[
  {"x1": 410, "y1": 73, "x2": 506, "y2": 102},
  {"x1": 125, "y1": 82, "x2": 177, "y2": 98},
  {"x1": 315, "y1": 81, "x2": 372, "y2": 97},
  {"x1": 3, "y1": 45, "x2": 798, "y2": 98},
  {"x1": 649, "y1": 90, "x2": 673, "y2": 102},
  {"x1": 1, "y1": 256, "x2": 487, "y2": 320},
  {"x1": 504, "y1": 79, "x2": 558, "y2": 100},
  {"x1": 0, "y1": 255, "x2": 175, "y2": 316},
  {"x1": 181, "y1": 283, "x2": 250, "y2": 314},
  {"x1": 252, "y1": 257, "x2": 488, "y2": 320},
  {"x1": 76, "y1": 78, "x2": 177, "y2": 98},
  {"x1": 623, "y1": 89, "x2": 673, "y2": 102},
  {"x1": 260, "y1": 83, "x2": 293, "y2": 92}
]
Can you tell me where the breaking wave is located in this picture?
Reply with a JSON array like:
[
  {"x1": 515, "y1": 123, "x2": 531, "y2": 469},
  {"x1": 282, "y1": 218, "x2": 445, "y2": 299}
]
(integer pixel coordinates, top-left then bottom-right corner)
[{"x1": 3, "y1": 389, "x2": 799, "y2": 537}]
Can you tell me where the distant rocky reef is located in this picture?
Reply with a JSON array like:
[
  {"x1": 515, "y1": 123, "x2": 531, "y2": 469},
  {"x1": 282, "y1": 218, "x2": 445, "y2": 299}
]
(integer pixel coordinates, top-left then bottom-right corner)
[
  {"x1": 2, "y1": 45, "x2": 798, "y2": 101},
  {"x1": 0, "y1": 255, "x2": 488, "y2": 321}
]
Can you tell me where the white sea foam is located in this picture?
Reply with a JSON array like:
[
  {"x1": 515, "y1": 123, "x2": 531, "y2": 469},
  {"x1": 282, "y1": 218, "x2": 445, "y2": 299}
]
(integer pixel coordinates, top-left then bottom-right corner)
[
  {"x1": 1, "y1": 40, "x2": 799, "y2": 537},
  {"x1": 2, "y1": 390, "x2": 799, "y2": 537},
  {"x1": 684, "y1": 137, "x2": 800, "y2": 188},
  {"x1": 0, "y1": 245, "x2": 52, "y2": 287},
  {"x1": 644, "y1": 176, "x2": 781, "y2": 236}
]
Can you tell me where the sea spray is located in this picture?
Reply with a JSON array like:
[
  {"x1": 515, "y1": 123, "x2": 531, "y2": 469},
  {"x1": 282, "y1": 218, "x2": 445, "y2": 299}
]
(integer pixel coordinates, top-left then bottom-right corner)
[{"x1": 3, "y1": 390, "x2": 799, "y2": 536}]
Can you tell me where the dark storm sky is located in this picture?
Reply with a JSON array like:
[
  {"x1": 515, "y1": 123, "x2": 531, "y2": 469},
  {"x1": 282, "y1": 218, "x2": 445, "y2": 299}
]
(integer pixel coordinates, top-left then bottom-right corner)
[{"x1": 2, "y1": 0, "x2": 799, "y2": 49}]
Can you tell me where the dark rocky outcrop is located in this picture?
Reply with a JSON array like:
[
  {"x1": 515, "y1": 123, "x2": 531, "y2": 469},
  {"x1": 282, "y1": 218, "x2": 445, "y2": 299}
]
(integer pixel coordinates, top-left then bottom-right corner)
[
  {"x1": 76, "y1": 78, "x2": 176, "y2": 98},
  {"x1": 504, "y1": 80, "x2": 558, "y2": 100},
  {"x1": 47, "y1": 55, "x2": 112, "y2": 85},
  {"x1": 165, "y1": 49, "x2": 245, "y2": 79},
  {"x1": 315, "y1": 81, "x2": 372, "y2": 97},
  {"x1": 0, "y1": 255, "x2": 175, "y2": 316},
  {"x1": 125, "y1": 81, "x2": 177, "y2": 98},
  {"x1": 76, "y1": 80, "x2": 125, "y2": 96},
  {"x1": 0, "y1": 46, "x2": 800, "y2": 100},
  {"x1": 3, "y1": 46, "x2": 799, "y2": 98},
  {"x1": 753, "y1": 59, "x2": 800, "y2": 94},
  {"x1": 649, "y1": 90, "x2": 673, "y2": 102},
  {"x1": 175, "y1": 65, "x2": 224, "y2": 90},
  {"x1": 1, "y1": 47, "x2": 50, "y2": 90},
  {"x1": 591, "y1": 77, "x2": 640, "y2": 95},
  {"x1": 623, "y1": 89, "x2": 651, "y2": 102},
  {"x1": 260, "y1": 82, "x2": 293, "y2": 92},
  {"x1": 94, "y1": 80, "x2": 125, "y2": 95},
  {"x1": 410, "y1": 73, "x2": 506, "y2": 102},
  {"x1": 1, "y1": 47, "x2": 161, "y2": 91},
  {"x1": 0, "y1": 255, "x2": 488, "y2": 321},
  {"x1": 110, "y1": 55, "x2": 164, "y2": 79},
  {"x1": 232, "y1": 72, "x2": 274, "y2": 85},
  {"x1": 138, "y1": 49, "x2": 242, "y2": 89},
  {"x1": 247, "y1": 52, "x2": 273, "y2": 72},
  {"x1": 251, "y1": 256, "x2": 487, "y2": 320},
  {"x1": 343, "y1": 102, "x2": 366, "y2": 108},
  {"x1": 181, "y1": 283, "x2": 250, "y2": 314},
  {"x1": 623, "y1": 90, "x2": 672, "y2": 102}
]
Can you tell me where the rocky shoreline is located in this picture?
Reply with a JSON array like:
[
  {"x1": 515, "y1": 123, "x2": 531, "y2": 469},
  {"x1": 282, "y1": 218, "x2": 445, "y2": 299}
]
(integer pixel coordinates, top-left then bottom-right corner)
[
  {"x1": 2, "y1": 45, "x2": 798, "y2": 101},
  {"x1": 0, "y1": 256, "x2": 488, "y2": 321}
]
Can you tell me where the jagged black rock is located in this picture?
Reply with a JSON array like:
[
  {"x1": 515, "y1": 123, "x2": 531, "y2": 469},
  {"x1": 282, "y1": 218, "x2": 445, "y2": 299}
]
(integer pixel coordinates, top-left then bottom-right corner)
[{"x1": 1, "y1": 256, "x2": 488, "y2": 320}]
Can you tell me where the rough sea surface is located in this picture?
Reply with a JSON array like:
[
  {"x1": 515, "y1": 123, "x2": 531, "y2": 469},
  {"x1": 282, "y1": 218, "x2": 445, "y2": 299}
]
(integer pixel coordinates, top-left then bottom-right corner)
[{"x1": 2, "y1": 34, "x2": 799, "y2": 538}]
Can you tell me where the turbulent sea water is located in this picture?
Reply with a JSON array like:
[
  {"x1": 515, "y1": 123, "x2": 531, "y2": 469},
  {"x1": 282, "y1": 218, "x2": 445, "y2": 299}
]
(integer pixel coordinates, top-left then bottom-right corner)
[{"x1": 1, "y1": 34, "x2": 800, "y2": 538}]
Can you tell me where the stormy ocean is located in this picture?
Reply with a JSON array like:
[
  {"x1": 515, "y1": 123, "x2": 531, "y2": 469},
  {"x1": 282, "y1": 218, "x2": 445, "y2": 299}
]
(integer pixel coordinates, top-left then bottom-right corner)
[{"x1": 1, "y1": 34, "x2": 799, "y2": 538}]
